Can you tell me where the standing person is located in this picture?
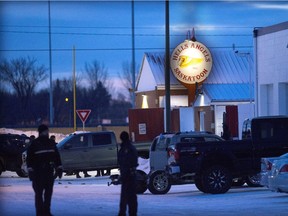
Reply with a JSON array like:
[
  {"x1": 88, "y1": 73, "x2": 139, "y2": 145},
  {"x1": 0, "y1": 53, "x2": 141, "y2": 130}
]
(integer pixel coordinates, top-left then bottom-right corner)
[
  {"x1": 49, "y1": 135, "x2": 57, "y2": 145},
  {"x1": 27, "y1": 124, "x2": 63, "y2": 216},
  {"x1": 118, "y1": 131, "x2": 138, "y2": 216}
]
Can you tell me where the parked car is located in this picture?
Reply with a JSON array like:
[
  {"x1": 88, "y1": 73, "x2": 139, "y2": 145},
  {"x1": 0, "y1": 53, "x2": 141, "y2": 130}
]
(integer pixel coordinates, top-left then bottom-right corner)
[
  {"x1": 260, "y1": 157, "x2": 279, "y2": 187},
  {"x1": 0, "y1": 133, "x2": 31, "y2": 177},
  {"x1": 148, "y1": 131, "x2": 224, "y2": 194},
  {"x1": 267, "y1": 153, "x2": 288, "y2": 193}
]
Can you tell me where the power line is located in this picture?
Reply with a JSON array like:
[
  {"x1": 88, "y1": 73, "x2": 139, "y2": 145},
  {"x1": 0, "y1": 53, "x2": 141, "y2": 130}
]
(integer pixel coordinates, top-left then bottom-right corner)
[
  {"x1": 0, "y1": 46, "x2": 253, "y2": 52},
  {"x1": 0, "y1": 30, "x2": 252, "y2": 37},
  {"x1": 0, "y1": 24, "x2": 256, "y2": 29}
]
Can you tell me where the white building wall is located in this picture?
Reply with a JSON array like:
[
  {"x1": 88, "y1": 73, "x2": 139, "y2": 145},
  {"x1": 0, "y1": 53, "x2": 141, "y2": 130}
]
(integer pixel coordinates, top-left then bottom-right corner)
[
  {"x1": 256, "y1": 23, "x2": 288, "y2": 116},
  {"x1": 179, "y1": 107, "x2": 195, "y2": 132},
  {"x1": 214, "y1": 105, "x2": 226, "y2": 137}
]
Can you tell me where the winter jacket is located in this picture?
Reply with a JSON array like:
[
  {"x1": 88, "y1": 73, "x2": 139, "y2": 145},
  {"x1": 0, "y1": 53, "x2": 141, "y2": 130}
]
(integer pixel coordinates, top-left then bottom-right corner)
[
  {"x1": 26, "y1": 135, "x2": 62, "y2": 174},
  {"x1": 118, "y1": 140, "x2": 138, "y2": 178}
]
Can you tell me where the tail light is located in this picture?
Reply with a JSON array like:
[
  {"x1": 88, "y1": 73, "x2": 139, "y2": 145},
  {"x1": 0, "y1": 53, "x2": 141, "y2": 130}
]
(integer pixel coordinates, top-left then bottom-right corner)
[
  {"x1": 279, "y1": 164, "x2": 288, "y2": 173},
  {"x1": 167, "y1": 148, "x2": 180, "y2": 161},
  {"x1": 266, "y1": 161, "x2": 273, "y2": 171},
  {"x1": 174, "y1": 149, "x2": 180, "y2": 161},
  {"x1": 168, "y1": 149, "x2": 174, "y2": 157}
]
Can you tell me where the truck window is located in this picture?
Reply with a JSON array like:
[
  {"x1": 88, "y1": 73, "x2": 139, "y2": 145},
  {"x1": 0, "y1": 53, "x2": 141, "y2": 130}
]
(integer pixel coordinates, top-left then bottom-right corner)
[
  {"x1": 260, "y1": 122, "x2": 274, "y2": 139},
  {"x1": 150, "y1": 137, "x2": 159, "y2": 152},
  {"x1": 259, "y1": 119, "x2": 288, "y2": 141},
  {"x1": 67, "y1": 135, "x2": 88, "y2": 148},
  {"x1": 180, "y1": 137, "x2": 204, "y2": 143},
  {"x1": 92, "y1": 133, "x2": 112, "y2": 146},
  {"x1": 242, "y1": 119, "x2": 251, "y2": 140},
  {"x1": 204, "y1": 137, "x2": 222, "y2": 142},
  {"x1": 155, "y1": 137, "x2": 170, "y2": 151}
]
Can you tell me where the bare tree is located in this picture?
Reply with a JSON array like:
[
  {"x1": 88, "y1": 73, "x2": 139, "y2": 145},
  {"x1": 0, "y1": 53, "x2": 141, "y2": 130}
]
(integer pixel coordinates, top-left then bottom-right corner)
[
  {"x1": 84, "y1": 60, "x2": 108, "y2": 90},
  {"x1": 0, "y1": 57, "x2": 47, "y2": 110}
]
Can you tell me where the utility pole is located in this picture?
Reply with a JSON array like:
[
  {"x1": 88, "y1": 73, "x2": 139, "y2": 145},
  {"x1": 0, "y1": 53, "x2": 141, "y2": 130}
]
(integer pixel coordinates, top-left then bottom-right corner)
[
  {"x1": 48, "y1": 0, "x2": 53, "y2": 125},
  {"x1": 165, "y1": 0, "x2": 171, "y2": 132},
  {"x1": 131, "y1": 0, "x2": 136, "y2": 108}
]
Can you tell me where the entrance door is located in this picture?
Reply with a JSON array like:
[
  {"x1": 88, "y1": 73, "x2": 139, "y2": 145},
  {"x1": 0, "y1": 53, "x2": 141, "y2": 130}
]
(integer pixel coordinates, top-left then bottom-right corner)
[{"x1": 200, "y1": 111, "x2": 205, "y2": 131}]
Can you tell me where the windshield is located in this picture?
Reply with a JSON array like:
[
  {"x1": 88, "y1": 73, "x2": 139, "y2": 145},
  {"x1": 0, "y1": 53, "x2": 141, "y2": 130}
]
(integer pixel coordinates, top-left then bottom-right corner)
[{"x1": 56, "y1": 135, "x2": 72, "y2": 148}]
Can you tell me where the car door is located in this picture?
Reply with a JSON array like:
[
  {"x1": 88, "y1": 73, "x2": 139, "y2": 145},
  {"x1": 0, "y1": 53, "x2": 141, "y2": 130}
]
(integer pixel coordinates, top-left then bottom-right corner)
[
  {"x1": 88, "y1": 132, "x2": 118, "y2": 169},
  {"x1": 58, "y1": 133, "x2": 90, "y2": 170},
  {"x1": 150, "y1": 135, "x2": 172, "y2": 171}
]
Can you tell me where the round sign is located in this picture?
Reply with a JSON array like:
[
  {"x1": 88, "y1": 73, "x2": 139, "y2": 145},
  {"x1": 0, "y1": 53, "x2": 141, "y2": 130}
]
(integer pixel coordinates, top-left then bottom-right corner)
[{"x1": 170, "y1": 40, "x2": 213, "y2": 84}]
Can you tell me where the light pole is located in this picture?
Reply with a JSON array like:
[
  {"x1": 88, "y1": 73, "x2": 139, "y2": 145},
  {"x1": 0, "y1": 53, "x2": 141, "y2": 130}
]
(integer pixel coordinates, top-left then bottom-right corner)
[
  {"x1": 65, "y1": 97, "x2": 71, "y2": 127},
  {"x1": 48, "y1": 0, "x2": 53, "y2": 125}
]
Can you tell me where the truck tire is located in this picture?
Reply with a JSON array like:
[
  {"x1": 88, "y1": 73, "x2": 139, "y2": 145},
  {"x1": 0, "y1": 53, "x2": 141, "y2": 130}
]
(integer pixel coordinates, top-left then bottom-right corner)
[
  {"x1": 202, "y1": 165, "x2": 232, "y2": 194},
  {"x1": 246, "y1": 174, "x2": 262, "y2": 187},
  {"x1": 0, "y1": 159, "x2": 4, "y2": 176},
  {"x1": 195, "y1": 177, "x2": 207, "y2": 193},
  {"x1": 136, "y1": 170, "x2": 148, "y2": 194},
  {"x1": 148, "y1": 171, "x2": 171, "y2": 195}
]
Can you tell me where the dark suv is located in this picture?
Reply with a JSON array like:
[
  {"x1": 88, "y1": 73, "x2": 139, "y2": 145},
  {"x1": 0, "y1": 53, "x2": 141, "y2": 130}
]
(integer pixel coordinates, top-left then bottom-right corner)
[
  {"x1": 148, "y1": 131, "x2": 224, "y2": 194},
  {"x1": 0, "y1": 133, "x2": 31, "y2": 177}
]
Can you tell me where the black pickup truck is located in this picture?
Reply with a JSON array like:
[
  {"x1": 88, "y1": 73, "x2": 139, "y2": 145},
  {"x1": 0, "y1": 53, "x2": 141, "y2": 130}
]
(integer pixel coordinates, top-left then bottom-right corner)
[{"x1": 168, "y1": 116, "x2": 288, "y2": 194}]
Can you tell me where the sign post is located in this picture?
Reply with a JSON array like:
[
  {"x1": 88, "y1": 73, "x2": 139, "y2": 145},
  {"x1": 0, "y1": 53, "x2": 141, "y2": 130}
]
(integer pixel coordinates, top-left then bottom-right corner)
[{"x1": 76, "y1": 109, "x2": 91, "y2": 131}]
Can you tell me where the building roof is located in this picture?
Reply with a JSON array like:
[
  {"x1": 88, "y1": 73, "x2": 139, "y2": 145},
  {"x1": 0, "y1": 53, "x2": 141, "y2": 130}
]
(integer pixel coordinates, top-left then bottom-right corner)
[
  {"x1": 137, "y1": 50, "x2": 254, "y2": 102},
  {"x1": 204, "y1": 83, "x2": 254, "y2": 102}
]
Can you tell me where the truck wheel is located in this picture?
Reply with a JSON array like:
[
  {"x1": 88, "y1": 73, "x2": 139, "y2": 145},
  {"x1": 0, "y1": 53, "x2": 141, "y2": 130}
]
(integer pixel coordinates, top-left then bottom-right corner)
[
  {"x1": 16, "y1": 169, "x2": 28, "y2": 178},
  {"x1": 195, "y1": 177, "x2": 207, "y2": 193},
  {"x1": 148, "y1": 171, "x2": 171, "y2": 194},
  {"x1": 136, "y1": 170, "x2": 147, "y2": 194},
  {"x1": 202, "y1": 165, "x2": 232, "y2": 194},
  {"x1": 0, "y1": 160, "x2": 4, "y2": 176},
  {"x1": 246, "y1": 174, "x2": 262, "y2": 187}
]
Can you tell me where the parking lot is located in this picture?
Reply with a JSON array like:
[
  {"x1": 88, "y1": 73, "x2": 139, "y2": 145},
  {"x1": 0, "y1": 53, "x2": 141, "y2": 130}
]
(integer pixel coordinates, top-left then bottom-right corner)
[{"x1": 0, "y1": 171, "x2": 287, "y2": 216}]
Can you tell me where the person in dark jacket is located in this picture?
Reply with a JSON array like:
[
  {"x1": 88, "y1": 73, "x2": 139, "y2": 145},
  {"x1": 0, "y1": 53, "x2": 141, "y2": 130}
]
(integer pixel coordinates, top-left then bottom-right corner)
[
  {"x1": 26, "y1": 124, "x2": 63, "y2": 216},
  {"x1": 118, "y1": 131, "x2": 138, "y2": 216}
]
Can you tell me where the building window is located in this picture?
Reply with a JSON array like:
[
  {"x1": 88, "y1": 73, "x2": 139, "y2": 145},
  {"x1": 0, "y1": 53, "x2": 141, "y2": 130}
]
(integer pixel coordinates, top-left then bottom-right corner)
[
  {"x1": 260, "y1": 84, "x2": 273, "y2": 115},
  {"x1": 279, "y1": 83, "x2": 288, "y2": 115}
]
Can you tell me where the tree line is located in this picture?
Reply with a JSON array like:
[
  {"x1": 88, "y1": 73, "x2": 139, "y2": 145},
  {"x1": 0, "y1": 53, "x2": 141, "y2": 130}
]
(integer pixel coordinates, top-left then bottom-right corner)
[{"x1": 0, "y1": 57, "x2": 135, "y2": 127}]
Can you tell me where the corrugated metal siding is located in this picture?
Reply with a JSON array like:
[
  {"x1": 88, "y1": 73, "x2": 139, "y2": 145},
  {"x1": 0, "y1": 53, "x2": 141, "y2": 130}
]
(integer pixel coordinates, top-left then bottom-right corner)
[{"x1": 204, "y1": 83, "x2": 254, "y2": 102}]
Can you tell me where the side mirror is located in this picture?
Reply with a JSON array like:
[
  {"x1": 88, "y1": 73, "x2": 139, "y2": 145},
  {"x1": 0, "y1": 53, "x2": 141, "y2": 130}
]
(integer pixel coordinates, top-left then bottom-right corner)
[{"x1": 64, "y1": 143, "x2": 72, "y2": 149}]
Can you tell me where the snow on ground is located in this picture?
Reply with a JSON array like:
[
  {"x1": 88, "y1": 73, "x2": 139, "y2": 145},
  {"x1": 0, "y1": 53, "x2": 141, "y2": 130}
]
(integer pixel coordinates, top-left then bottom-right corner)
[{"x1": 0, "y1": 171, "x2": 287, "y2": 216}]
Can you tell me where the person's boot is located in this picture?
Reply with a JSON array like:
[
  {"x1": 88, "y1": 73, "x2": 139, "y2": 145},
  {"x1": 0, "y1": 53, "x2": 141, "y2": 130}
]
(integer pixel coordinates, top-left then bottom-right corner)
[
  {"x1": 95, "y1": 171, "x2": 101, "y2": 177},
  {"x1": 84, "y1": 172, "x2": 91, "y2": 178},
  {"x1": 76, "y1": 172, "x2": 81, "y2": 178}
]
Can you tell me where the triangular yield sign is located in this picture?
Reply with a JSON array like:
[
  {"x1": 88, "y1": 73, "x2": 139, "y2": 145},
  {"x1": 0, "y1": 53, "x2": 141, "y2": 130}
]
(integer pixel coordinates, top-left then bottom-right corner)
[{"x1": 76, "y1": 109, "x2": 91, "y2": 123}]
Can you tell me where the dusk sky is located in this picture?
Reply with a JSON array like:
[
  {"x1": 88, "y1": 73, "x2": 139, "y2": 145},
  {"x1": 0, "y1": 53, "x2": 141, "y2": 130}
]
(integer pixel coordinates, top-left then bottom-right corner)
[{"x1": 1, "y1": 0, "x2": 287, "y2": 96}]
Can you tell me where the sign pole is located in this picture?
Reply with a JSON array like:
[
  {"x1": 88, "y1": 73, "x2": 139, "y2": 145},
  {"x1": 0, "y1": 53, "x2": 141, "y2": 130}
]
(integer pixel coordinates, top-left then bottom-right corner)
[
  {"x1": 76, "y1": 109, "x2": 91, "y2": 131},
  {"x1": 73, "y1": 46, "x2": 76, "y2": 131}
]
